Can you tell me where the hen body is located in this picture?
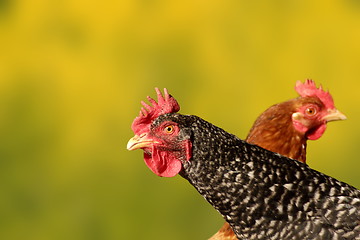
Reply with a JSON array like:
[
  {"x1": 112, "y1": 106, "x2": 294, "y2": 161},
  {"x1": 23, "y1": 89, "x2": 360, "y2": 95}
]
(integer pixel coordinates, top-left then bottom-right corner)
[{"x1": 163, "y1": 113, "x2": 360, "y2": 239}]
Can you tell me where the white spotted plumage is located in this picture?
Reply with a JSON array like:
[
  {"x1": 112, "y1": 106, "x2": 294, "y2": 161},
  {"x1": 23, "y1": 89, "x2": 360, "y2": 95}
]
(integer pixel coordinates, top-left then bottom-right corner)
[{"x1": 156, "y1": 113, "x2": 360, "y2": 240}]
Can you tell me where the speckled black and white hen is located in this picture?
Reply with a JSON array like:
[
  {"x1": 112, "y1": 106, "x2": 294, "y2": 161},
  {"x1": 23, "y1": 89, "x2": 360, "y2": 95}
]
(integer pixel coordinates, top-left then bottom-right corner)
[{"x1": 127, "y1": 88, "x2": 360, "y2": 240}]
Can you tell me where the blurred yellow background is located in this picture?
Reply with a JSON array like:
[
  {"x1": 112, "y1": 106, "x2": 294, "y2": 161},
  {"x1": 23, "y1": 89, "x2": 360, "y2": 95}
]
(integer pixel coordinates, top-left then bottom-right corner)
[{"x1": 0, "y1": 1, "x2": 359, "y2": 239}]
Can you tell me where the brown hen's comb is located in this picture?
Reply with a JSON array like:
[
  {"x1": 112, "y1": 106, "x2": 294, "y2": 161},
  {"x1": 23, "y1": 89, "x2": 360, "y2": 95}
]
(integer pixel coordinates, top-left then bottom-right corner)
[
  {"x1": 131, "y1": 88, "x2": 180, "y2": 135},
  {"x1": 295, "y1": 79, "x2": 335, "y2": 109}
]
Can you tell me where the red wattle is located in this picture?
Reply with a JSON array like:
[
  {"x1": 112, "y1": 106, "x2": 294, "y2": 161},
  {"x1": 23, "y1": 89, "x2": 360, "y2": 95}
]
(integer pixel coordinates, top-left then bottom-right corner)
[
  {"x1": 143, "y1": 147, "x2": 182, "y2": 177},
  {"x1": 307, "y1": 124, "x2": 327, "y2": 140}
]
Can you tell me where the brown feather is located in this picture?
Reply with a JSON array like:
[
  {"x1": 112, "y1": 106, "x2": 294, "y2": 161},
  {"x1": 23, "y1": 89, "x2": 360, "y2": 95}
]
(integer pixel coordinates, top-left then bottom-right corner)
[{"x1": 245, "y1": 99, "x2": 308, "y2": 163}]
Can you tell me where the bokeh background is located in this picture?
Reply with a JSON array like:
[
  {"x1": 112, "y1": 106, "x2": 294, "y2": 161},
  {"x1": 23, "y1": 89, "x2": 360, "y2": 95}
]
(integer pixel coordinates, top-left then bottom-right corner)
[{"x1": 1, "y1": 1, "x2": 359, "y2": 239}]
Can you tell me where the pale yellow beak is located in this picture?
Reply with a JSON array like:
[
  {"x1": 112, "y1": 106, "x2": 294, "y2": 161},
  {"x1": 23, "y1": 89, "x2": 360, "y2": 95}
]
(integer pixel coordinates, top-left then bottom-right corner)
[
  {"x1": 127, "y1": 133, "x2": 156, "y2": 151},
  {"x1": 323, "y1": 109, "x2": 347, "y2": 122}
]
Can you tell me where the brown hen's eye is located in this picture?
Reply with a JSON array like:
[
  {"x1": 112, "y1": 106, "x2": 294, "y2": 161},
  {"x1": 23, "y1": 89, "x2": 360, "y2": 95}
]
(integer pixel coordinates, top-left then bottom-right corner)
[
  {"x1": 164, "y1": 125, "x2": 174, "y2": 134},
  {"x1": 305, "y1": 107, "x2": 316, "y2": 116}
]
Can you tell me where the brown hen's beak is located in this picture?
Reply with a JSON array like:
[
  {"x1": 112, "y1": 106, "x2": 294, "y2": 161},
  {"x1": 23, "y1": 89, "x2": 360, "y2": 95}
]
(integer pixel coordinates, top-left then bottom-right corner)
[
  {"x1": 127, "y1": 133, "x2": 156, "y2": 151},
  {"x1": 323, "y1": 109, "x2": 347, "y2": 122}
]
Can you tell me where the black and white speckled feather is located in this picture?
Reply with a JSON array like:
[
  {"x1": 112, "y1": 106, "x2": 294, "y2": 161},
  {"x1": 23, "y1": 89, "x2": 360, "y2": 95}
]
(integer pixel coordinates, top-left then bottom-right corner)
[{"x1": 153, "y1": 113, "x2": 360, "y2": 240}]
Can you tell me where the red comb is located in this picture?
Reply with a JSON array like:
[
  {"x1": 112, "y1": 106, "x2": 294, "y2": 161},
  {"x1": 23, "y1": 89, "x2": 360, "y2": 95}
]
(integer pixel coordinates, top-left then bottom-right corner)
[
  {"x1": 295, "y1": 79, "x2": 335, "y2": 109},
  {"x1": 131, "y1": 88, "x2": 180, "y2": 135}
]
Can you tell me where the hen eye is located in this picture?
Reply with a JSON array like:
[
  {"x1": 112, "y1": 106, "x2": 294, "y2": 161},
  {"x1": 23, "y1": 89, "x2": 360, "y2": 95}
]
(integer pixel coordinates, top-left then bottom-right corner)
[
  {"x1": 305, "y1": 107, "x2": 317, "y2": 116},
  {"x1": 164, "y1": 125, "x2": 174, "y2": 134}
]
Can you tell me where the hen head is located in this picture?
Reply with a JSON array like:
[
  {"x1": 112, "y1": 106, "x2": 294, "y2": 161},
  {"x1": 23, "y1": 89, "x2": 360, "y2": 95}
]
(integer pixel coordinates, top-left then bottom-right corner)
[
  {"x1": 127, "y1": 88, "x2": 191, "y2": 177},
  {"x1": 292, "y1": 79, "x2": 346, "y2": 140}
]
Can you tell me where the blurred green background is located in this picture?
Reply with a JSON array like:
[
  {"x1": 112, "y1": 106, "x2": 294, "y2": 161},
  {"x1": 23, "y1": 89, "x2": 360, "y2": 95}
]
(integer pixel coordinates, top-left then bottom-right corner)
[{"x1": 0, "y1": 1, "x2": 359, "y2": 239}]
